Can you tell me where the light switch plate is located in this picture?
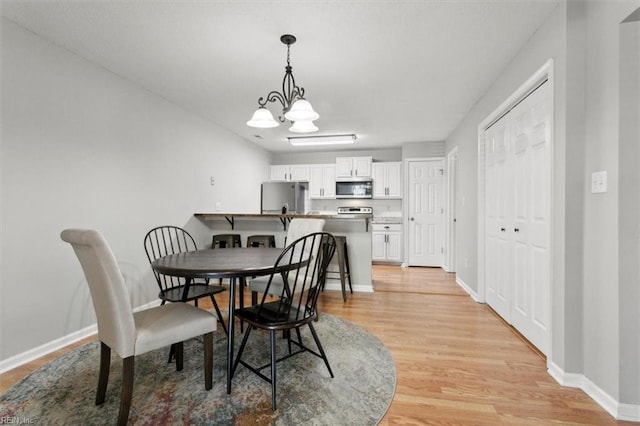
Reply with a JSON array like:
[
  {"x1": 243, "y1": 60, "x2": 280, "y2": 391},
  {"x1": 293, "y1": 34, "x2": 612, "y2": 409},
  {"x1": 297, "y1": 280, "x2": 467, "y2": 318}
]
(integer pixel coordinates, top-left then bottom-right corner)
[{"x1": 591, "y1": 171, "x2": 607, "y2": 193}]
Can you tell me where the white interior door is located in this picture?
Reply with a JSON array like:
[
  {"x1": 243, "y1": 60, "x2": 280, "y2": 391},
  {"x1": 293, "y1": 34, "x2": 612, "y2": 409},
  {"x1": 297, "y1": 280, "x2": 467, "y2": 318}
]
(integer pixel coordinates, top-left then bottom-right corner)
[
  {"x1": 483, "y1": 80, "x2": 551, "y2": 354},
  {"x1": 408, "y1": 160, "x2": 444, "y2": 266},
  {"x1": 509, "y1": 83, "x2": 552, "y2": 352},
  {"x1": 485, "y1": 120, "x2": 512, "y2": 321},
  {"x1": 446, "y1": 149, "x2": 458, "y2": 272}
]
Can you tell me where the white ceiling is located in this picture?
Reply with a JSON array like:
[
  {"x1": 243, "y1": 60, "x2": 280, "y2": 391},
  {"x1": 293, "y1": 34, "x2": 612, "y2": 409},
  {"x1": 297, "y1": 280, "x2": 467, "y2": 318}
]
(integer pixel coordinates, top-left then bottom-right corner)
[{"x1": 2, "y1": 0, "x2": 559, "y2": 153}]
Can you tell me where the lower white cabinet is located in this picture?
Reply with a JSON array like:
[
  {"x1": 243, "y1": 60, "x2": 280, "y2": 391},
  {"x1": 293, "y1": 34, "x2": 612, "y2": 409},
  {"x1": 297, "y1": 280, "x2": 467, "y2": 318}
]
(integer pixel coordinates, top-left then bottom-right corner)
[{"x1": 372, "y1": 224, "x2": 402, "y2": 263}]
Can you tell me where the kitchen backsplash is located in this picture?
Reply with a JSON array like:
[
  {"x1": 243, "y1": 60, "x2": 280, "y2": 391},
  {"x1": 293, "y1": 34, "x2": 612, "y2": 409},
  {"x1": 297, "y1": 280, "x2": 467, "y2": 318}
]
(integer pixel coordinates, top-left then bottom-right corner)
[{"x1": 306, "y1": 198, "x2": 402, "y2": 216}]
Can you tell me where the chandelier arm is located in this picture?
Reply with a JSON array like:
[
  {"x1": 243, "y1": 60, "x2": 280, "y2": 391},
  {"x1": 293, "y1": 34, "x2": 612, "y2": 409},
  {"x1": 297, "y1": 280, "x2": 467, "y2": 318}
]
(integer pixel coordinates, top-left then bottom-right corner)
[{"x1": 258, "y1": 91, "x2": 287, "y2": 109}]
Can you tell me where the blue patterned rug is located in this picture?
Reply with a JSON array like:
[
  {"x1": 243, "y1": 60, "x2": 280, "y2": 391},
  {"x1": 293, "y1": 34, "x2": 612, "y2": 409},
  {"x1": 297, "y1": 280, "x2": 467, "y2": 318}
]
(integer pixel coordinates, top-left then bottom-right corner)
[{"x1": 0, "y1": 314, "x2": 395, "y2": 425}]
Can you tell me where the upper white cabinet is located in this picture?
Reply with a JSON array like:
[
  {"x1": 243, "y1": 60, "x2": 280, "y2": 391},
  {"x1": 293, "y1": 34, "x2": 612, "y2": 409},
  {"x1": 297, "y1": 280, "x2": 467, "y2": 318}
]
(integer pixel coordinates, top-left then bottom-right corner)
[
  {"x1": 270, "y1": 164, "x2": 309, "y2": 181},
  {"x1": 309, "y1": 164, "x2": 336, "y2": 199},
  {"x1": 372, "y1": 162, "x2": 402, "y2": 198},
  {"x1": 335, "y1": 156, "x2": 372, "y2": 178}
]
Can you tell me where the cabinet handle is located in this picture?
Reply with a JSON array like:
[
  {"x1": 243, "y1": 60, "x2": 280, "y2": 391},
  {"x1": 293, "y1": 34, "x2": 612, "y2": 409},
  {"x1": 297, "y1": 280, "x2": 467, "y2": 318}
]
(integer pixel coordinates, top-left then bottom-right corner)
[
  {"x1": 514, "y1": 228, "x2": 520, "y2": 232},
  {"x1": 384, "y1": 226, "x2": 390, "y2": 229},
  {"x1": 501, "y1": 228, "x2": 506, "y2": 232}
]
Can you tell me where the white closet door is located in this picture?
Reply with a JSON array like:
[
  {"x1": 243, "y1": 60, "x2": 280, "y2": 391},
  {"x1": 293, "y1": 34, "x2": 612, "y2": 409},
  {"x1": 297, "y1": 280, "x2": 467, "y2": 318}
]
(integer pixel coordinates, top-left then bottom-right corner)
[
  {"x1": 485, "y1": 120, "x2": 513, "y2": 321},
  {"x1": 484, "y1": 81, "x2": 551, "y2": 354},
  {"x1": 510, "y1": 83, "x2": 552, "y2": 353}
]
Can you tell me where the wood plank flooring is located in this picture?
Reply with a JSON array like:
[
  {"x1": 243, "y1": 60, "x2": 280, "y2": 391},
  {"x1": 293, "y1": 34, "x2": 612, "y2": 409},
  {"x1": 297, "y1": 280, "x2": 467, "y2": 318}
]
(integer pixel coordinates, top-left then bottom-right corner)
[{"x1": 0, "y1": 265, "x2": 633, "y2": 425}]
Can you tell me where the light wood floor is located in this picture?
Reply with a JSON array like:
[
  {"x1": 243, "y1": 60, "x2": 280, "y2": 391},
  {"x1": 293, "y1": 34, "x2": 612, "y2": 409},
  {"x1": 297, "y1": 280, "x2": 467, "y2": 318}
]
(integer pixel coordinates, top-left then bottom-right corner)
[{"x1": 0, "y1": 265, "x2": 633, "y2": 425}]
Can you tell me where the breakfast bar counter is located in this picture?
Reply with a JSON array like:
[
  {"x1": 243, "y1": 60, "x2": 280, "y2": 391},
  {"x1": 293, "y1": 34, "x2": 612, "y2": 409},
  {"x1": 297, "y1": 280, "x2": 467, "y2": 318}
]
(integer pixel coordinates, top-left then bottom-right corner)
[{"x1": 194, "y1": 212, "x2": 373, "y2": 292}]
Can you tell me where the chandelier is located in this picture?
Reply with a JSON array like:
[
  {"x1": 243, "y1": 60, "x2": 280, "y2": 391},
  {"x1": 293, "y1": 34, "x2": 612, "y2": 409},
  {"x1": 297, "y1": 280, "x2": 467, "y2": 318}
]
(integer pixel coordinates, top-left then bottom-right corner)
[{"x1": 246, "y1": 34, "x2": 319, "y2": 133}]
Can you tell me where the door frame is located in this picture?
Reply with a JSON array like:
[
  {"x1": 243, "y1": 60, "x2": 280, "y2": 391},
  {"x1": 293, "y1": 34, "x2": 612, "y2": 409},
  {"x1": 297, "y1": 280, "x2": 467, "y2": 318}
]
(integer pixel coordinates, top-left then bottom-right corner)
[
  {"x1": 445, "y1": 147, "x2": 458, "y2": 272},
  {"x1": 477, "y1": 59, "x2": 554, "y2": 348},
  {"x1": 403, "y1": 156, "x2": 445, "y2": 267}
]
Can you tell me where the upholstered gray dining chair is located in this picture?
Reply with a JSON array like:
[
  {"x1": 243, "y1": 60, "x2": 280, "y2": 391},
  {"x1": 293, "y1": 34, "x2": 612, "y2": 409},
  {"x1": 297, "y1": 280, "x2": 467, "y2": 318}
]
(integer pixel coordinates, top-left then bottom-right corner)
[{"x1": 61, "y1": 229, "x2": 217, "y2": 426}]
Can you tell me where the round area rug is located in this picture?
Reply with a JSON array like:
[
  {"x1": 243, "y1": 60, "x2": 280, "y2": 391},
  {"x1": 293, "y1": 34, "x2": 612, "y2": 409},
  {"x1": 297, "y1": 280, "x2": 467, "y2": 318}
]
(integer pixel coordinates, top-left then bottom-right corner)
[{"x1": 0, "y1": 314, "x2": 396, "y2": 425}]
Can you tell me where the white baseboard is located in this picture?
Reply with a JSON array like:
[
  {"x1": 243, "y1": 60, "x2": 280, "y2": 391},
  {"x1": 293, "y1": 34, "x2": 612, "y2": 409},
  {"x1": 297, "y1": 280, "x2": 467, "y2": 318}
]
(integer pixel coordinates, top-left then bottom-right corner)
[
  {"x1": 0, "y1": 323, "x2": 98, "y2": 375},
  {"x1": 0, "y1": 300, "x2": 161, "y2": 375},
  {"x1": 548, "y1": 360, "x2": 640, "y2": 422},
  {"x1": 456, "y1": 276, "x2": 482, "y2": 302},
  {"x1": 324, "y1": 282, "x2": 374, "y2": 293}
]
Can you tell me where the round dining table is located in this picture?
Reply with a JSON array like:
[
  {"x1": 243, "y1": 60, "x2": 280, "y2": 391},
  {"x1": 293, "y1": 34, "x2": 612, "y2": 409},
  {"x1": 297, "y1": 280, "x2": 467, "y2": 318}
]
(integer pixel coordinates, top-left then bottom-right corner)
[{"x1": 151, "y1": 247, "x2": 301, "y2": 394}]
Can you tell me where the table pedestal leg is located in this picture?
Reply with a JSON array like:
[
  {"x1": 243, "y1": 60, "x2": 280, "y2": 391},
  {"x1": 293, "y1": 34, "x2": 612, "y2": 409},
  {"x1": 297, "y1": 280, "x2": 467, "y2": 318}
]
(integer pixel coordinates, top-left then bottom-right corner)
[{"x1": 226, "y1": 276, "x2": 235, "y2": 394}]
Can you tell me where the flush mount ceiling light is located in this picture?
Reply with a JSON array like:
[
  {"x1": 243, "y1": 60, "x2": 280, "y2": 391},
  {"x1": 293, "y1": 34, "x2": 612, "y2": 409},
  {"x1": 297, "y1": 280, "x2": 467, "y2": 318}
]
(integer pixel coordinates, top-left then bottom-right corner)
[
  {"x1": 247, "y1": 34, "x2": 319, "y2": 133},
  {"x1": 288, "y1": 134, "x2": 356, "y2": 146}
]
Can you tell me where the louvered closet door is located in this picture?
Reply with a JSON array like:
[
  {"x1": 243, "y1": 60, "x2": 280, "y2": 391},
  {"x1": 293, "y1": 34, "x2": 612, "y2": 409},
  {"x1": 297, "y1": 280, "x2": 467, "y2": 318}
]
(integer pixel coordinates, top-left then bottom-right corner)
[{"x1": 484, "y1": 81, "x2": 551, "y2": 354}]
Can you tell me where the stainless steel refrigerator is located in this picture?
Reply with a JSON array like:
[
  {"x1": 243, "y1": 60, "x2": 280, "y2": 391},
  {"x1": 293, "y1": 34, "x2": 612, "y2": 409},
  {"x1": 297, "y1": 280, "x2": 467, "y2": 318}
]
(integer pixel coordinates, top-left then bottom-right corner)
[{"x1": 261, "y1": 182, "x2": 306, "y2": 214}]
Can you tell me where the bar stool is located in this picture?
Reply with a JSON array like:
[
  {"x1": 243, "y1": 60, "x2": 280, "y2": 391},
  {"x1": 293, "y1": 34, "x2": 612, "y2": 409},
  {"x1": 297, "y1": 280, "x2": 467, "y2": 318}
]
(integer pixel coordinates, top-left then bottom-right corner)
[
  {"x1": 211, "y1": 234, "x2": 242, "y2": 249},
  {"x1": 211, "y1": 233, "x2": 244, "y2": 328},
  {"x1": 246, "y1": 235, "x2": 276, "y2": 248},
  {"x1": 325, "y1": 235, "x2": 353, "y2": 302}
]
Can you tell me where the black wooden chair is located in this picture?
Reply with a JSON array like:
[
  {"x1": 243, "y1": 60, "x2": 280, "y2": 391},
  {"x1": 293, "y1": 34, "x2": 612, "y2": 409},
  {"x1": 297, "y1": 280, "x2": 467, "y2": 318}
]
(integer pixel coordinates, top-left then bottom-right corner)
[
  {"x1": 144, "y1": 226, "x2": 228, "y2": 335},
  {"x1": 231, "y1": 232, "x2": 336, "y2": 411}
]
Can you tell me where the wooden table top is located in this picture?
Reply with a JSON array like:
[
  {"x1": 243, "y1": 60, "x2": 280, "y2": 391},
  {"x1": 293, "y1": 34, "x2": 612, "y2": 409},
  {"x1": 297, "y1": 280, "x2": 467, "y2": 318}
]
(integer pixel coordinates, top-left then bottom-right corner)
[{"x1": 151, "y1": 247, "x2": 293, "y2": 279}]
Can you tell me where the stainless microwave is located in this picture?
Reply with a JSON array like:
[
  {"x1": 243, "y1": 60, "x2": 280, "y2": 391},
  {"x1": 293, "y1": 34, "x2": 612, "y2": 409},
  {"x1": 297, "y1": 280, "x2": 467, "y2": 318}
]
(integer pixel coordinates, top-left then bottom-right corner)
[{"x1": 335, "y1": 178, "x2": 373, "y2": 199}]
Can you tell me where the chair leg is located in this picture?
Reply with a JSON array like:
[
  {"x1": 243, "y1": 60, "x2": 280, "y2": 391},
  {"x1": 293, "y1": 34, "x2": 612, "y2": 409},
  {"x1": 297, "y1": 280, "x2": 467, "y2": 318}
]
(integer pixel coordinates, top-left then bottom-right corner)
[
  {"x1": 210, "y1": 295, "x2": 228, "y2": 335},
  {"x1": 168, "y1": 344, "x2": 175, "y2": 364},
  {"x1": 308, "y1": 322, "x2": 334, "y2": 378},
  {"x1": 270, "y1": 330, "x2": 277, "y2": 411},
  {"x1": 337, "y1": 242, "x2": 348, "y2": 302},
  {"x1": 343, "y1": 241, "x2": 353, "y2": 294},
  {"x1": 204, "y1": 332, "x2": 213, "y2": 390},
  {"x1": 232, "y1": 324, "x2": 254, "y2": 378},
  {"x1": 96, "y1": 342, "x2": 111, "y2": 405},
  {"x1": 239, "y1": 278, "x2": 246, "y2": 332},
  {"x1": 175, "y1": 342, "x2": 184, "y2": 371},
  {"x1": 118, "y1": 356, "x2": 135, "y2": 426}
]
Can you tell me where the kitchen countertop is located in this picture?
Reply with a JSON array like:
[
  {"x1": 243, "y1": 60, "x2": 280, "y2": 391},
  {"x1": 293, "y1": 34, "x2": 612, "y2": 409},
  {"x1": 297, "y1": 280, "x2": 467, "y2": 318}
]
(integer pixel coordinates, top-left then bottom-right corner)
[{"x1": 194, "y1": 212, "x2": 373, "y2": 231}]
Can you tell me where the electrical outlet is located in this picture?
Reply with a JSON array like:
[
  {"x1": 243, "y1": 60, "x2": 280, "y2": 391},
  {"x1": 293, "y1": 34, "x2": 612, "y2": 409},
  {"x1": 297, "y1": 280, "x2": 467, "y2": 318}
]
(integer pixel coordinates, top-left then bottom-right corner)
[
  {"x1": 215, "y1": 201, "x2": 222, "y2": 211},
  {"x1": 210, "y1": 176, "x2": 215, "y2": 186}
]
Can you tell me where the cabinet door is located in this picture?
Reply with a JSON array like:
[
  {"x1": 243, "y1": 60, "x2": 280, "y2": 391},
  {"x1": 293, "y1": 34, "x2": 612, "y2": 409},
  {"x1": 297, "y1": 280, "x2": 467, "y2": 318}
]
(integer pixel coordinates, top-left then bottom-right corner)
[
  {"x1": 385, "y1": 162, "x2": 402, "y2": 197},
  {"x1": 353, "y1": 156, "x2": 372, "y2": 177},
  {"x1": 386, "y1": 233, "x2": 403, "y2": 262},
  {"x1": 309, "y1": 165, "x2": 324, "y2": 198},
  {"x1": 309, "y1": 164, "x2": 335, "y2": 199},
  {"x1": 335, "y1": 157, "x2": 353, "y2": 178},
  {"x1": 321, "y1": 165, "x2": 336, "y2": 197},
  {"x1": 270, "y1": 165, "x2": 290, "y2": 181},
  {"x1": 372, "y1": 233, "x2": 388, "y2": 261},
  {"x1": 289, "y1": 164, "x2": 309, "y2": 181},
  {"x1": 372, "y1": 163, "x2": 387, "y2": 197}
]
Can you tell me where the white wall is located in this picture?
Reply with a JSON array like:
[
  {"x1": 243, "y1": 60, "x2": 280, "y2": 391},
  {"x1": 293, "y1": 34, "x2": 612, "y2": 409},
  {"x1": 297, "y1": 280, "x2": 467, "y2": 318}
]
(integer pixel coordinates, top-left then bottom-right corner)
[
  {"x1": 582, "y1": 1, "x2": 640, "y2": 405},
  {"x1": 445, "y1": 0, "x2": 640, "y2": 415},
  {"x1": 0, "y1": 19, "x2": 270, "y2": 363}
]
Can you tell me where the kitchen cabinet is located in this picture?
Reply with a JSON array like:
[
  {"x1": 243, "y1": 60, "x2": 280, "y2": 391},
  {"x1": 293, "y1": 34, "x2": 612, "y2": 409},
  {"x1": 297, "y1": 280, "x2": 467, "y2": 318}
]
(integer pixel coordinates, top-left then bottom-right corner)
[
  {"x1": 270, "y1": 164, "x2": 309, "y2": 181},
  {"x1": 335, "y1": 156, "x2": 372, "y2": 178},
  {"x1": 372, "y1": 224, "x2": 402, "y2": 263},
  {"x1": 309, "y1": 164, "x2": 336, "y2": 199},
  {"x1": 372, "y1": 162, "x2": 402, "y2": 198}
]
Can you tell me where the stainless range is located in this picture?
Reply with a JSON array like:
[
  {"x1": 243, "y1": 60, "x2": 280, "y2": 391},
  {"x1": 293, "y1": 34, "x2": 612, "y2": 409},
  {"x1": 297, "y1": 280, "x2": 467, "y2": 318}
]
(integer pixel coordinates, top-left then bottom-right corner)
[{"x1": 337, "y1": 206, "x2": 373, "y2": 215}]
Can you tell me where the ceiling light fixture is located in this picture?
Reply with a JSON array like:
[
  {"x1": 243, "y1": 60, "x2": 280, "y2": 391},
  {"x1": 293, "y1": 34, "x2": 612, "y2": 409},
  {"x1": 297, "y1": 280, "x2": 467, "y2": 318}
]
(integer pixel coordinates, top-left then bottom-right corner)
[
  {"x1": 247, "y1": 34, "x2": 318, "y2": 133},
  {"x1": 288, "y1": 134, "x2": 356, "y2": 146}
]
